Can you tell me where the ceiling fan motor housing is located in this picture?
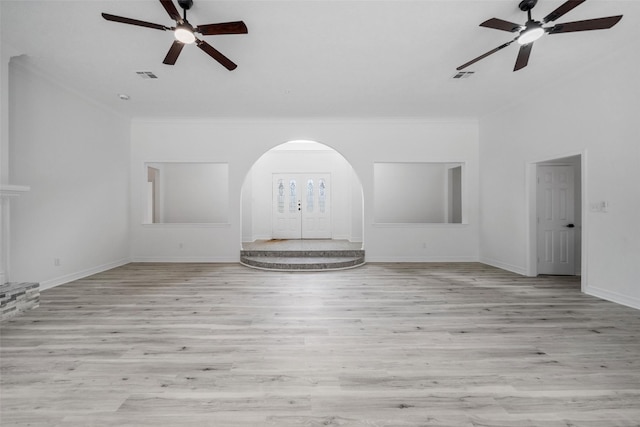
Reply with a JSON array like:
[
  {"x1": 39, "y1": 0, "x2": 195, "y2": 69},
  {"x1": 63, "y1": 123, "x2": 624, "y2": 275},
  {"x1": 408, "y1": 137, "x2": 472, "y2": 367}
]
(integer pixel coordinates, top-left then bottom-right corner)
[
  {"x1": 178, "y1": 0, "x2": 194, "y2": 11},
  {"x1": 519, "y1": 0, "x2": 538, "y2": 12}
]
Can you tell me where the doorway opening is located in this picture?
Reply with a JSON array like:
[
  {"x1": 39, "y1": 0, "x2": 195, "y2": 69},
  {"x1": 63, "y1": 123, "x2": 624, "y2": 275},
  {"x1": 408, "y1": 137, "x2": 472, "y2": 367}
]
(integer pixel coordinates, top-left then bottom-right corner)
[
  {"x1": 240, "y1": 140, "x2": 364, "y2": 248},
  {"x1": 528, "y1": 154, "x2": 583, "y2": 278}
]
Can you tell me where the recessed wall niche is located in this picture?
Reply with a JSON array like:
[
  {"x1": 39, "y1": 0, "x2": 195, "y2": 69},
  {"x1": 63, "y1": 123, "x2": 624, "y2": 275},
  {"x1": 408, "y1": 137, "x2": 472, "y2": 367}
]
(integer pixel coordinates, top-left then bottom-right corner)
[
  {"x1": 144, "y1": 162, "x2": 229, "y2": 224},
  {"x1": 374, "y1": 162, "x2": 464, "y2": 224}
]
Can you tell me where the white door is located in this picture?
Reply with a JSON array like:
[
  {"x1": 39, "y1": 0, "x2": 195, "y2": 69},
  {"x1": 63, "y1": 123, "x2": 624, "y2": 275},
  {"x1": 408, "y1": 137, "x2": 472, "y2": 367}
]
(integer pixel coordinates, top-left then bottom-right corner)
[
  {"x1": 537, "y1": 165, "x2": 575, "y2": 275},
  {"x1": 272, "y1": 174, "x2": 331, "y2": 239},
  {"x1": 301, "y1": 174, "x2": 331, "y2": 238}
]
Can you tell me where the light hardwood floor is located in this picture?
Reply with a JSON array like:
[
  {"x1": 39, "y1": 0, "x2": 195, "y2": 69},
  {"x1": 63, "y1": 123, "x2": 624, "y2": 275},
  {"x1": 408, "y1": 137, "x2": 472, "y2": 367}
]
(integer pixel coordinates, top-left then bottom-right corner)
[{"x1": 1, "y1": 263, "x2": 640, "y2": 426}]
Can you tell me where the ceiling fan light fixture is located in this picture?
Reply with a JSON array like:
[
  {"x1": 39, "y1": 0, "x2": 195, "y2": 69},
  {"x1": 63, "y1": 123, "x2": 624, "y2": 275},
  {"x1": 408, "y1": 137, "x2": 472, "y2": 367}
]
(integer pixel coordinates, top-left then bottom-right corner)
[
  {"x1": 458, "y1": 0, "x2": 623, "y2": 72},
  {"x1": 174, "y1": 26, "x2": 196, "y2": 44},
  {"x1": 517, "y1": 26, "x2": 544, "y2": 45},
  {"x1": 101, "y1": 1, "x2": 247, "y2": 69}
]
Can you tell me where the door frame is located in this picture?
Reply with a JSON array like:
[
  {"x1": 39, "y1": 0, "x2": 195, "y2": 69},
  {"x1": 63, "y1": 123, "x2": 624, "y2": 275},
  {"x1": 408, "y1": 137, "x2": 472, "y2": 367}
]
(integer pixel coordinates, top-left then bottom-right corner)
[{"x1": 526, "y1": 151, "x2": 587, "y2": 289}]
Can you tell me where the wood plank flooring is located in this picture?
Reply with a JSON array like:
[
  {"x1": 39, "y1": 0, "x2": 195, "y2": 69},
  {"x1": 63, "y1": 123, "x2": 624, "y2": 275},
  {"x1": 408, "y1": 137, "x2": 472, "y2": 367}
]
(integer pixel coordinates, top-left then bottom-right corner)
[{"x1": 1, "y1": 262, "x2": 640, "y2": 426}]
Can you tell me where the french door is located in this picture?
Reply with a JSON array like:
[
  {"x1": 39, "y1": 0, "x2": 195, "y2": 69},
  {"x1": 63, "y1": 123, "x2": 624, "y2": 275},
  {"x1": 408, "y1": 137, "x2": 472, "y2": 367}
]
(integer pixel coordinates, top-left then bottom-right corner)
[{"x1": 272, "y1": 174, "x2": 331, "y2": 239}]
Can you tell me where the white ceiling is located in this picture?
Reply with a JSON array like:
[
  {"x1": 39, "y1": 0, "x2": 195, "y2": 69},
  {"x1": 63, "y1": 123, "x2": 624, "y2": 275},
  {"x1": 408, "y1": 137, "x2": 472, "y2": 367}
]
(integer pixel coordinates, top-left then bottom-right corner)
[{"x1": 2, "y1": 0, "x2": 638, "y2": 119}]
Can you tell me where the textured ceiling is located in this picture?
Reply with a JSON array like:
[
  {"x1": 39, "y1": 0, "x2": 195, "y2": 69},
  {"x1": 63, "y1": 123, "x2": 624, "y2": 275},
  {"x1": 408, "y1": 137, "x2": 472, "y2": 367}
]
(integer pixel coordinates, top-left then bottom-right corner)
[{"x1": 2, "y1": 0, "x2": 638, "y2": 119}]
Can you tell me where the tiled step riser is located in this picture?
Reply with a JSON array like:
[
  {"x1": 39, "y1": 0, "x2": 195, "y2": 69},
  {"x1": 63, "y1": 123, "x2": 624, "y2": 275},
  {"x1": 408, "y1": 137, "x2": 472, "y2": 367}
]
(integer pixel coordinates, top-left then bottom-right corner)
[
  {"x1": 241, "y1": 250, "x2": 364, "y2": 258},
  {"x1": 1, "y1": 282, "x2": 40, "y2": 322},
  {"x1": 241, "y1": 257, "x2": 365, "y2": 271},
  {"x1": 240, "y1": 246, "x2": 365, "y2": 271}
]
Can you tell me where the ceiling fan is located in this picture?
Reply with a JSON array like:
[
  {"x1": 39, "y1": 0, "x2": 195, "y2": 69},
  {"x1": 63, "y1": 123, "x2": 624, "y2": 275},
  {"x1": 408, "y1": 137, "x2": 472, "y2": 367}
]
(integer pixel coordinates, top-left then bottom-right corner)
[
  {"x1": 101, "y1": 0, "x2": 247, "y2": 70},
  {"x1": 457, "y1": 0, "x2": 622, "y2": 72}
]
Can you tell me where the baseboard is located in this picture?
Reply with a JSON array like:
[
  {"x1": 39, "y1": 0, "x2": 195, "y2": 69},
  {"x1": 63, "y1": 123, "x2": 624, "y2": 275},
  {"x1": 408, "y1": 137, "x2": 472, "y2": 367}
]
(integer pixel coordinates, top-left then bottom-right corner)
[
  {"x1": 478, "y1": 257, "x2": 528, "y2": 276},
  {"x1": 584, "y1": 285, "x2": 640, "y2": 311},
  {"x1": 40, "y1": 258, "x2": 130, "y2": 291},
  {"x1": 365, "y1": 256, "x2": 478, "y2": 263},
  {"x1": 130, "y1": 256, "x2": 238, "y2": 263},
  {"x1": 243, "y1": 235, "x2": 272, "y2": 243}
]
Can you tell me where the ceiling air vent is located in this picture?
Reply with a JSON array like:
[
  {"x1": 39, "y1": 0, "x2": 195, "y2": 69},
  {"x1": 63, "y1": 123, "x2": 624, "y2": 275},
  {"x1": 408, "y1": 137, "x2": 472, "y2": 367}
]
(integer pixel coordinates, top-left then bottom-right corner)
[
  {"x1": 452, "y1": 71, "x2": 475, "y2": 79},
  {"x1": 136, "y1": 71, "x2": 158, "y2": 79}
]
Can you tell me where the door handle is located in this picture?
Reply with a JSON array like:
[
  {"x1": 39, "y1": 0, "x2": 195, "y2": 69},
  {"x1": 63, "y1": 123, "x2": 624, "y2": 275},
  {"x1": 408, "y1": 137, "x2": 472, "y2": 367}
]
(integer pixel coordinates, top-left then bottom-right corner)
[{"x1": 566, "y1": 224, "x2": 575, "y2": 228}]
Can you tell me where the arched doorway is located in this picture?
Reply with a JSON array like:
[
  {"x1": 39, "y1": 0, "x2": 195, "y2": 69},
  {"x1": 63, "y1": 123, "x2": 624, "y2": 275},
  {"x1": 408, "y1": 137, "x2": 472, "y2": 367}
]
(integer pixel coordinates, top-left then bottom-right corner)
[{"x1": 240, "y1": 140, "x2": 364, "y2": 249}]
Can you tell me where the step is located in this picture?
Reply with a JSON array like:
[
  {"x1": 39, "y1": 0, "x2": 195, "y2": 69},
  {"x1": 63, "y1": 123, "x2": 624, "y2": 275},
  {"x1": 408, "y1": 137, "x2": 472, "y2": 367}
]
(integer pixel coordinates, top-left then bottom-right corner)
[
  {"x1": 241, "y1": 249, "x2": 364, "y2": 258},
  {"x1": 241, "y1": 255, "x2": 365, "y2": 271},
  {"x1": 1, "y1": 282, "x2": 40, "y2": 322}
]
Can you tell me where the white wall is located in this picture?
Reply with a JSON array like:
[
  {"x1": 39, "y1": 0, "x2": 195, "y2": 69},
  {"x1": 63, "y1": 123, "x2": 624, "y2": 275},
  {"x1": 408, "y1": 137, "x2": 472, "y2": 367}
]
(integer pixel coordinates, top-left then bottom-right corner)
[
  {"x1": 8, "y1": 57, "x2": 130, "y2": 289},
  {"x1": 130, "y1": 119, "x2": 479, "y2": 262},
  {"x1": 350, "y1": 167, "x2": 364, "y2": 242},
  {"x1": 479, "y1": 47, "x2": 640, "y2": 309},
  {"x1": 374, "y1": 162, "x2": 452, "y2": 223},
  {"x1": 160, "y1": 163, "x2": 228, "y2": 223},
  {"x1": 242, "y1": 145, "x2": 360, "y2": 242}
]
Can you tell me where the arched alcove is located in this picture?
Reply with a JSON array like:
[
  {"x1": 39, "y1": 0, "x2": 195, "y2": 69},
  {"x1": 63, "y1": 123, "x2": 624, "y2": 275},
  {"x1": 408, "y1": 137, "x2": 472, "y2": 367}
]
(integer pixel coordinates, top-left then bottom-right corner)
[{"x1": 240, "y1": 140, "x2": 364, "y2": 247}]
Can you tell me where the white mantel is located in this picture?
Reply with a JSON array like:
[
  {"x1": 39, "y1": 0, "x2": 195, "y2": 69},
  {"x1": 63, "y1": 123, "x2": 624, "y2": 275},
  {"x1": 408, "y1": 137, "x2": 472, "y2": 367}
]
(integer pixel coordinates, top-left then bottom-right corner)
[{"x1": 1, "y1": 184, "x2": 30, "y2": 284}]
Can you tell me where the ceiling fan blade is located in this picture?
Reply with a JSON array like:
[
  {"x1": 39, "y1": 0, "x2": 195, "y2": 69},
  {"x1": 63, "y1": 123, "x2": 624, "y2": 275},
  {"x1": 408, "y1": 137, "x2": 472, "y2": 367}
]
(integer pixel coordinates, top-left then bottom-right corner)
[
  {"x1": 457, "y1": 40, "x2": 516, "y2": 70},
  {"x1": 163, "y1": 40, "x2": 185, "y2": 65},
  {"x1": 542, "y1": 0, "x2": 586, "y2": 23},
  {"x1": 101, "y1": 13, "x2": 169, "y2": 31},
  {"x1": 547, "y1": 15, "x2": 623, "y2": 34},
  {"x1": 195, "y1": 21, "x2": 248, "y2": 35},
  {"x1": 480, "y1": 18, "x2": 522, "y2": 33},
  {"x1": 514, "y1": 43, "x2": 533, "y2": 71},
  {"x1": 159, "y1": 0, "x2": 182, "y2": 22},
  {"x1": 196, "y1": 39, "x2": 238, "y2": 70}
]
